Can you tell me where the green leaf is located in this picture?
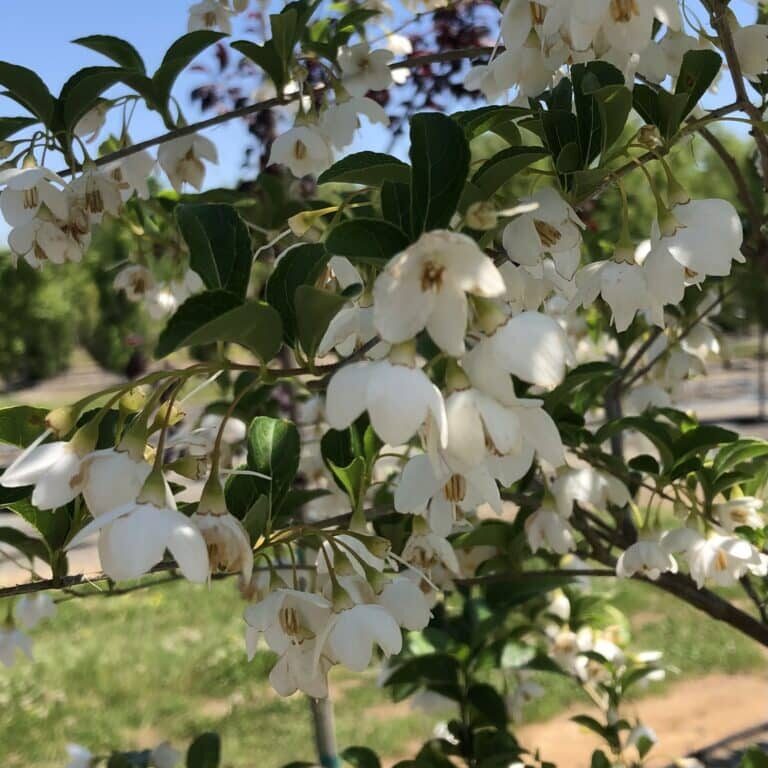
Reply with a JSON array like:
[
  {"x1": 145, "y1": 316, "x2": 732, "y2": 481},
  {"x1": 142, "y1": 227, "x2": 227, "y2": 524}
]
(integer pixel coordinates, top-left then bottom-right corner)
[
  {"x1": 270, "y1": 7, "x2": 299, "y2": 67},
  {"x1": 0, "y1": 525, "x2": 49, "y2": 564},
  {"x1": 0, "y1": 405, "x2": 48, "y2": 446},
  {"x1": 453, "y1": 105, "x2": 528, "y2": 140},
  {"x1": 467, "y1": 683, "x2": 508, "y2": 728},
  {"x1": 471, "y1": 146, "x2": 548, "y2": 197},
  {"x1": 246, "y1": 417, "x2": 301, "y2": 513},
  {"x1": 0, "y1": 116, "x2": 38, "y2": 141},
  {"x1": 321, "y1": 418, "x2": 381, "y2": 509},
  {"x1": 594, "y1": 416, "x2": 675, "y2": 470},
  {"x1": 740, "y1": 747, "x2": 768, "y2": 768},
  {"x1": 325, "y1": 218, "x2": 409, "y2": 266},
  {"x1": 572, "y1": 61, "x2": 626, "y2": 166},
  {"x1": 714, "y1": 439, "x2": 768, "y2": 475},
  {"x1": 155, "y1": 292, "x2": 283, "y2": 362},
  {"x1": 675, "y1": 49, "x2": 723, "y2": 122},
  {"x1": 153, "y1": 31, "x2": 227, "y2": 108},
  {"x1": 8, "y1": 498, "x2": 71, "y2": 555},
  {"x1": 186, "y1": 732, "x2": 221, "y2": 768},
  {"x1": 341, "y1": 747, "x2": 382, "y2": 768},
  {"x1": 381, "y1": 181, "x2": 411, "y2": 232},
  {"x1": 317, "y1": 151, "x2": 411, "y2": 186},
  {"x1": 231, "y1": 40, "x2": 286, "y2": 93},
  {"x1": 671, "y1": 425, "x2": 738, "y2": 465},
  {"x1": 0, "y1": 62, "x2": 55, "y2": 126},
  {"x1": 590, "y1": 750, "x2": 612, "y2": 768},
  {"x1": 72, "y1": 35, "x2": 146, "y2": 72},
  {"x1": 295, "y1": 285, "x2": 348, "y2": 359},
  {"x1": 265, "y1": 243, "x2": 329, "y2": 345},
  {"x1": 57, "y1": 66, "x2": 126, "y2": 132},
  {"x1": 409, "y1": 112, "x2": 470, "y2": 234},
  {"x1": 176, "y1": 203, "x2": 252, "y2": 299}
]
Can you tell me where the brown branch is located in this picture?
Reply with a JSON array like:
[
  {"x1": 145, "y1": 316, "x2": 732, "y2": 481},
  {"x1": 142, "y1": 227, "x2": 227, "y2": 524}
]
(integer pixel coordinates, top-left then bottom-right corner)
[
  {"x1": 56, "y1": 45, "x2": 494, "y2": 178},
  {"x1": 703, "y1": 0, "x2": 768, "y2": 187},
  {"x1": 698, "y1": 126, "x2": 763, "y2": 241}
]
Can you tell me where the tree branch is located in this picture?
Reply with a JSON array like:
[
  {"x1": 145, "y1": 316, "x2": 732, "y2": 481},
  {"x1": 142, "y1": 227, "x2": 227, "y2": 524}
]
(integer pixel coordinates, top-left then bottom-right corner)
[{"x1": 56, "y1": 45, "x2": 494, "y2": 178}]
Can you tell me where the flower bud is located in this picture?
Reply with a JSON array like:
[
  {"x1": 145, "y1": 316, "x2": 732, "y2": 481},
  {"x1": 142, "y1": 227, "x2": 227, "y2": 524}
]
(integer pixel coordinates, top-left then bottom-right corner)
[
  {"x1": 465, "y1": 201, "x2": 498, "y2": 230},
  {"x1": 166, "y1": 454, "x2": 209, "y2": 481},
  {"x1": 152, "y1": 401, "x2": 186, "y2": 430},
  {"x1": 636, "y1": 125, "x2": 663, "y2": 149},
  {"x1": 331, "y1": 580, "x2": 355, "y2": 611},
  {"x1": 119, "y1": 386, "x2": 150, "y2": 414},
  {"x1": 45, "y1": 406, "x2": 80, "y2": 437}
]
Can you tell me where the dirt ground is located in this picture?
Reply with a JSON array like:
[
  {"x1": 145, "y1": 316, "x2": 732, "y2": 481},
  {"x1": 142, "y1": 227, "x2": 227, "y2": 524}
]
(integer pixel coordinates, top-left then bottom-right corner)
[{"x1": 518, "y1": 674, "x2": 768, "y2": 767}]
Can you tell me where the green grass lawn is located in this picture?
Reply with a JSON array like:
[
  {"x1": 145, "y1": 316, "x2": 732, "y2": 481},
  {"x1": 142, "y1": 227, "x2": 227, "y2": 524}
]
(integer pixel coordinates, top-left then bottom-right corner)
[{"x1": 2, "y1": 577, "x2": 765, "y2": 768}]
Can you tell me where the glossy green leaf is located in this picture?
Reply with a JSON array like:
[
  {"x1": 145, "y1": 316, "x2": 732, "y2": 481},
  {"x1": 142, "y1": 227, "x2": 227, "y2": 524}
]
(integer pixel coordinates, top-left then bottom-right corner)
[
  {"x1": 295, "y1": 285, "x2": 348, "y2": 359},
  {"x1": 0, "y1": 116, "x2": 38, "y2": 141},
  {"x1": 265, "y1": 243, "x2": 328, "y2": 345},
  {"x1": 341, "y1": 746, "x2": 381, "y2": 768},
  {"x1": 231, "y1": 40, "x2": 286, "y2": 92},
  {"x1": 155, "y1": 291, "x2": 282, "y2": 361},
  {"x1": 317, "y1": 151, "x2": 411, "y2": 187},
  {"x1": 325, "y1": 218, "x2": 409, "y2": 266},
  {"x1": 409, "y1": 112, "x2": 470, "y2": 234},
  {"x1": 72, "y1": 35, "x2": 146, "y2": 72},
  {"x1": 471, "y1": 146, "x2": 548, "y2": 196},
  {"x1": 58, "y1": 66, "x2": 126, "y2": 131},
  {"x1": 153, "y1": 31, "x2": 227, "y2": 107},
  {"x1": 246, "y1": 416, "x2": 301, "y2": 513},
  {"x1": 0, "y1": 62, "x2": 55, "y2": 125},
  {"x1": 675, "y1": 49, "x2": 723, "y2": 122},
  {"x1": 453, "y1": 105, "x2": 528, "y2": 140},
  {"x1": 0, "y1": 405, "x2": 48, "y2": 446},
  {"x1": 176, "y1": 203, "x2": 252, "y2": 299}
]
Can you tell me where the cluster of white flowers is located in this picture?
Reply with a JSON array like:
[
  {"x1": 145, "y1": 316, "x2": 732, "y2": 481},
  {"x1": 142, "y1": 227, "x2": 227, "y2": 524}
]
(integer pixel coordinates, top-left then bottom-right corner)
[
  {"x1": 269, "y1": 41, "x2": 396, "y2": 177},
  {"x1": 188, "y1": 0, "x2": 248, "y2": 34}
]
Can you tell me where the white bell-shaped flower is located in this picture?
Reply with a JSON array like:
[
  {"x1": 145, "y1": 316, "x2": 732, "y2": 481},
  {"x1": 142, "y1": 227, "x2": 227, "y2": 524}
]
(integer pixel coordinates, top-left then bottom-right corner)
[
  {"x1": 269, "y1": 125, "x2": 334, "y2": 178},
  {"x1": 732, "y1": 24, "x2": 768, "y2": 77},
  {"x1": 502, "y1": 187, "x2": 584, "y2": 278},
  {"x1": 80, "y1": 448, "x2": 151, "y2": 517},
  {"x1": 525, "y1": 506, "x2": 575, "y2": 554},
  {"x1": 377, "y1": 575, "x2": 432, "y2": 630},
  {"x1": 320, "y1": 97, "x2": 389, "y2": 150},
  {"x1": 551, "y1": 467, "x2": 630, "y2": 517},
  {"x1": 104, "y1": 150, "x2": 155, "y2": 201},
  {"x1": 325, "y1": 353, "x2": 447, "y2": 448},
  {"x1": 338, "y1": 42, "x2": 394, "y2": 96},
  {"x1": 394, "y1": 453, "x2": 501, "y2": 536},
  {"x1": 492, "y1": 45, "x2": 554, "y2": 97},
  {"x1": 652, "y1": 198, "x2": 745, "y2": 284},
  {"x1": 0, "y1": 626, "x2": 32, "y2": 667},
  {"x1": 69, "y1": 167, "x2": 123, "y2": 220},
  {"x1": 0, "y1": 167, "x2": 70, "y2": 226},
  {"x1": 324, "y1": 603, "x2": 402, "y2": 672},
  {"x1": 113, "y1": 265, "x2": 156, "y2": 301},
  {"x1": 402, "y1": 527, "x2": 461, "y2": 575},
  {"x1": 1, "y1": 439, "x2": 88, "y2": 510},
  {"x1": 616, "y1": 538, "x2": 677, "y2": 580},
  {"x1": 8, "y1": 217, "x2": 86, "y2": 267},
  {"x1": 74, "y1": 102, "x2": 110, "y2": 142},
  {"x1": 373, "y1": 230, "x2": 505, "y2": 356},
  {"x1": 13, "y1": 593, "x2": 56, "y2": 630},
  {"x1": 714, "y1": 497, "x2": 764, "y2": 533},
  {"x1": 157, "y1": 133, "x2": 218, "y2": 192},
  {"x1": 66, "y1": 474, "x2": 209, "y2": 583},
  {"x1": 188, "y1": 0, "x2": 233, "y2": 33}
]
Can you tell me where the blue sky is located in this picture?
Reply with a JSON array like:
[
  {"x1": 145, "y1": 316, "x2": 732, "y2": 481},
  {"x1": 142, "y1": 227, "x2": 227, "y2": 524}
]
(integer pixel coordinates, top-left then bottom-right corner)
[{"x1": 0, "y1": 0, "x2": 760, "y2": 245}]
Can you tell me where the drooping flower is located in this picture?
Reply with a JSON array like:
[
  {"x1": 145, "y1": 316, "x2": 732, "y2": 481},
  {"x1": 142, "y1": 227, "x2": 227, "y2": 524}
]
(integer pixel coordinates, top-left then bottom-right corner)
[
  {"x1": 324, "y1": 603, "x2": 402, "y2": 672},
  {"x1": 13, "y1": 593, "x2": 57, "y2": 630},
  {"x1": 1, "y1": 439, "x2": 89, "y2": 510},
  {"x1": 188, "y1": 0, "x2": 233, "y2": 33},
  {"x1": 74, "y1": 101, "x2": 110, "y2": 143},
  {"x1": 395, "y1": 453, "x2": 501, "y2": 536},
  {"x1": 377, "y1": 575, "x2": 432, "y2": 630},
  {"x1": 338, "y1": 42, "x2": 394, "y2": 96},
  {"x1": 616, "y1": 539, "x2": 677, "y2": 580},
  {"x1": 652, "y1": 198, "x2": 745, "y2": 284},
  {"x1": 525, "y1": 506, "x2": 575, "y2": 554},
  {"x1": 325, "y1": 354, "x2": 447, "y2": 448},
  {"x1": 373, "y1": 230, "x2": 505, "y2": 356},
  {"x1": 732, "y1": 24, "x2": 768, "y2": 77},
  {"x1": 104, "y1": 150, "x2": 155, "y2": 200},
  {"x1": 157, "y1": 133, "x2": 218, "y2": 192},
  {"x1": 402, "y1": 528, "x2": 461, "y2": 576},
  {"x1": 269, "y1": 125, "x2": 334, "y2": 178},
  {"x1": 0, "y1": 166, "x2": 70, "y2": 226},
  {"x1": 113, "y1": 265, "x2": 156, "y2": 302},
  {"x1": 320, "y1": 97, "x2": 389, "y2": 150},
  {"x1": 502, "y1": 187, "x2": 584, "y2": 278},
  {"x1": 714, "y1": 497, "x2": 764, "y2": 533},
  {"x1": 551, "y1": 467, "x2": 630, "y2": 517},
  {"x1": 66, "y1": 476, "x2": 209, "y2": 583},
  {"x1": 69, "y1": 166, "x2": 123, "y2": 220},
  {"x1": 0, "y1": 625, "x2": 32, "y2": 667},
  {"x1": 80, "y1": 448, "x2": 152, "y2": 518}
]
